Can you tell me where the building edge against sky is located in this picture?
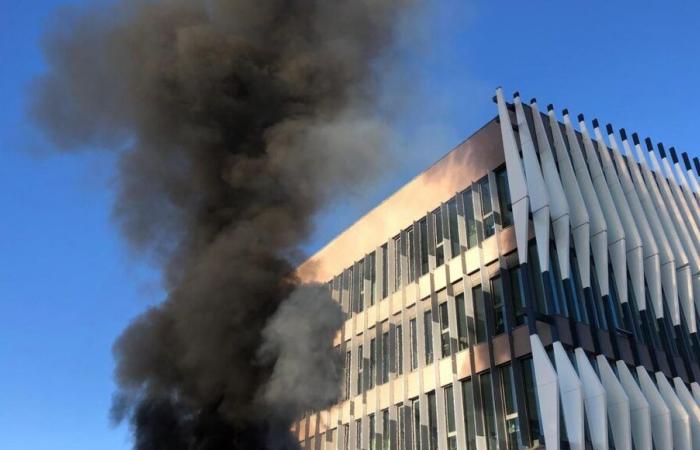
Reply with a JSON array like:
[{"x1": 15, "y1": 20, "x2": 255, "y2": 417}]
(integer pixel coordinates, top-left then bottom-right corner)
[{"x1": 294, "y1": 88, "x2": 700, "y2": 450}]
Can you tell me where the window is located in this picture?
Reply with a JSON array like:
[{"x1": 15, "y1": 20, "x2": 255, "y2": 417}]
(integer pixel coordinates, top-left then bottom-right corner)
[
  {"x1": 382, "y1": 409, "x2": 390, "y2": 450},
  {"x1": 501, "y1": 364, "x2": 520, "y2": 448},
  {"x1": 398, "y1": 406, "x2": 406, "y2": 450},
  {"x1": 424, "y1": 310, "x2": 434, "y2": 364},
  {"x1": 444, "y1": 385, "x2": 457, "y2": 450},
  {"x1": 432, "y1": 209, "x2": 445, "y2": 267},
  {"x1": 522, "y1": 357, "x2": 542, "y2": 447},
  {"x1": 419, "y1": 218, "x2": 429, "y2": 275},
  {"x1": 473, "y1": 285, "x2": 487, "y2": 343},
  {"x1": 462, "y1": 189, "x2": 477, "y2": 248},
  {"x1": 357, "y1": 345, "x2": 364, "y2": 395},
  {"x1": 527, "y1": 243, "x2": 548, "y2": 315},
  {"x1": 381, "y1": 244, "x2": 388, "y2": 299},
  {"x1": 396, "y1": 325, "x2": 403, "y2": 375},
  {"x1": 409, "y1": 319, "x2": 418, "y2": 370},
  {"x1": 447, "y1": 198, "x2": 460, "y2": 258},
  {"x1": 439, "y1": 302, "x2": 451, "y2": 357},
  {"x1": 480, "y1": 371, "x2": 497, "y2": 450},
  {"x1": 427, "y1": 392, "x2": 438, "y2": 450},
  {"x1": 357, "y1": 260, "x2": 365, "y2": 313},
  {"x1": 394, "y1": 235, "x2": 402, "y2": 291},
  {"x1": 369, "y1": 414, "x2": 376, "y2": 450},
  {"x1": 462, "y1": 379, "x2": 476, "y2": 450},
  {"x1": 343, "y1": 424, "x2": 350, "y2": 450},
  {"x1": 411, "y1": 399, "x2": 421, "y2": 450},
  {"x1": 407, "y1": 227, "x2": 416, "y2": 283},
  {"x1": 491, "y1": 276, "x2": 506, "y2": 335},
  {"x1": 479, "y1": 177, "x2": 495, "y2": 238},
  {"x1": 455, "y1": 294, "x2": 468, "y2": 350},
  {"x1": 369, "y1": 338, "x2": 376, "y2": 389},
  {"x1": 369, "y1": 252, "x2": 376, "y2": 306},
  {"x1": 508, "y1": 266, "x2": 527, "y2": 326},
  {"x1": 344, "y1": 350, "x2": 352, "y2": 400},
  {"x1": 496, "y1": 167, "x2": 513, "y2": 227},
  {"x1": 309, "y1": 436, "x2": 316, "y2": 450},
  {"x1": 381, "y1": 332, "x2": 390, "y2": 384},
  {"x1": 344, "y1": 269, "x2": 353, "y2": 317},
  {"x1": 356, "y1": 419, "x2": 363, "y2": 450}
]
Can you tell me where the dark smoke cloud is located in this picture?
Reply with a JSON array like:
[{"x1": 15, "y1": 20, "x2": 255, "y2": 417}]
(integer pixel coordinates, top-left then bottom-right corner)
[{"x1": 31, "y1": 0, "x2": 411, "y2": 448}]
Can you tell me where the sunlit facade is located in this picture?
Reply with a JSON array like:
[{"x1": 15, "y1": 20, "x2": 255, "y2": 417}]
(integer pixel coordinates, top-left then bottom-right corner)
[{"x1": 295, "y1": 88, "x2": 700, "y2": 450}]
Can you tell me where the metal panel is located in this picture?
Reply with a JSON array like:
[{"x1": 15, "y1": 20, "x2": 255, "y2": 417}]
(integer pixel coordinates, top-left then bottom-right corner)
[
  {"x1": 674, "y1": 377, "x2": 700, "y2": 449},
  {"x1": 578, "y1": 119, "x2": 627, "y2": 303},
  {"x1": 547, "y1": 108, "x2": 591, "y2": 288},
  {"x1": 637, "y1": 367, "x2": 672, "y2": 449},
  {"x1": 574, "y1": 349, "x2": 607, "y2": 450},
  {"x1": 616, "y1": 361, "x2": 652, "y2": 450},
  {"x1": 530, "y1": 334, "x2": 559, "y2": 450},
  {"x1": 514, "y1": 96, "x2": 551, "y2": 273},
  {"x1": 553, "y1": 343, "x2": 584, "y2": 449},
  {"x1": 495, "y1": 88, "x2": 529, "y2": 265},
  {"x1": 655, "y1": 373, "x2": 691, "y2": 450},
  {"x1": 596, "y1": 355, "x2": 631, "y2": 450},
  {"x1": 564, "y1": 113, "x2": 609, "y2": 296}
]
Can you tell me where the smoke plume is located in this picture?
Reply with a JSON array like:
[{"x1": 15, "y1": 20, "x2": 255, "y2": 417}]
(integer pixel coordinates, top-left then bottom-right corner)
[{"x1": 31, "y1": 0, "x2": 412, "y2": 448}]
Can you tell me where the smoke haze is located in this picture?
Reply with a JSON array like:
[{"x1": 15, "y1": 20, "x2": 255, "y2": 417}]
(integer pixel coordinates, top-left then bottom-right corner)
[{"x1": 31, "y1": 0, "x2": 412, "y2": 448}]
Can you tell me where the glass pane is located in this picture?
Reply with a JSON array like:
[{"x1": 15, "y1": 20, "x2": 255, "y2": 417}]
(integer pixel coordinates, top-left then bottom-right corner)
[
  {"x1": 434, "y1": 209, "x2": 444, "y2": 267},
  {"x1": 412, "y1": 399, "x2": 421, "y2": 450},
  {"x1": 444, "y1": 384, "x2": 456, "y2": 432},
  {"x1": 483, "y1": 214, "x2": 495, "y2": 238},
  {"x1": 369, "y1": 414, "x2": 375, "y2": 450},
  {"x1": 496, "y1": 167, "x2": 513, "y2": 227},
  {"x1": 419, "y1": 218, "x2": 429, "y2": 275},
  {"x1": 383, "y1": 410, "x2": 390, "y2": 450},
  {"x1": 480, "y1": 372, "x2": 497, "y2": 450},
  {"x1": 448, "y1": 198, "x2": 460, "y2": 257},
  {"x1": 382, "y1": 332, "x2": 390, "y2": 384},
  {"x1": 396, "y1": 325, "x2": 404, "y2": 375},
  {"x1": 394, "y1": 236, "x2": 402, "y2": 292},
  {"x1": 522, "y1": 358, "x2": 542, "y2": 447},
  {"x1": 427, "y1": 392, "x2": 438, "y2": 450},
  {"x1": 463, "y1": 189, "x2": 477, "y2": 248},
  {"x1": 381, "y1": 244, "x2": 388, "y2": 299},
  {"x1": 424, "y1": 310, "x2": 434, "y2": 364},
  {"x1": 407, "y1": 227, "x2": 415, "y2": 283},
  {"x1": 462, "y1": 379, "x2": 476, "y2": 450},
  {"x1": 473, "y1": 286, "x2": 487, "y2": 343},
  {"x1": 357, "y1": 345, "x2": 363, "y2": 395},
  {"x1": 480, "y1": 178, "x2": 492, "y2": 215},
  {"x1": 509, "y1": 266, "x2": 527, "y2": 326},
  {"x1": 369, "y1": 338, "x2": 376, "y2": 389},
  {"x1": 439, "y1": 302, "x2": 451, "y2": 357},
  {"x1": 456, "y1": 294, "x2": 468, "y2": 350},
  {"x1": 410, "y1": 319, "x2": 418, "y2": 370},
  {"x1": 491, "y1": 277, "x2": 505, "y2": 335}
]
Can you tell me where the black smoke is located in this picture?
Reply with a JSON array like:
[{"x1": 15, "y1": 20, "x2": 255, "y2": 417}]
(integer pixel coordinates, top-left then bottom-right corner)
[{"x1": 31, "y1": 0, "x2": 411, "y2": 448}]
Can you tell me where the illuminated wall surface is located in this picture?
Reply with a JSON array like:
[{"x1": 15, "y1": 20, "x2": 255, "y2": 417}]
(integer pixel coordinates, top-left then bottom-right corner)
[{"x1": 295, "y1": 88, "x2": 700, "y2": 450}]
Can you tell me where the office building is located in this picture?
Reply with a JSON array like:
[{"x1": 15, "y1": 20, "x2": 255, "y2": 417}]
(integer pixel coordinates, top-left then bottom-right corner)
[{"x1": 294, "y1": 88, "x2": 700, "y2": 450}]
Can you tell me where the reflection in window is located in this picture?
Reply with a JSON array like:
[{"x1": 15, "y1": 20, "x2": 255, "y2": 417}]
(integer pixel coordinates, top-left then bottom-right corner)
[
  {"x1": 433, "y1": 209, "x2": 445, "y2": 267},
  {"x1": 501, "y1": 364, "x2": 520, "y2": 448},
  {"x1": 496, "y1": 167, "x2": 513, "y2": 227},
  {"x1": 444, "y1": 385, "x2": 457, "y2": 450},
  {"x1": 412, "y1": 398, "x2": 421, "y2": 450},
  {"x1": 381, "y1": 244, "x2": 388, "y2": 300},
  {"x1": 369, "y1": 414, "x2": 376, "y2": 450},
  {"x1": 456, "y1": 294, "x2": 469, "y2": 350},
  {"x1": 357, "y1": 345, "x2": 364, "y2": 395},
  {"x1": 473, "y1": 285, "x2": 487, "y2": 343},
  {"x1": 407, "y1": 227, "x2": 416, "y2": 283},
  {"x1": 522, "y1": 357, "x2": 543, "y2": 447},
  {"x1": 419, "y1": 218, "x2": 429, "y2": 276},
  {"x1": 424, "y1": 310, "x2": 434, "y2": 364},
  {"x1": 463, "y1": 189, "x2": 478, "y2": 249},
  {"x1": 382, "y1": 409, "x2": 390, "y2": 450},
  {"x1": 509, "y1": 266, "x2": 527, "y2": 326},
  {"x1": 480, "y1": 371, "x2": 497, "y2": 450},
  {"x1": 396, "y1": 325, "x2": 404, "y2": 375},
  {"x1": 381, "y1": 332, "x2": 390, "y2": 384},
  {"x1": 427, "y1": 392, "x2": 438, "y2": 450},
  {"x1": 409, "y1": 319, "x2": 418, "y2": 371},
  {"x1": 356, "y1": 419, "x2": 363, "y2": 450},
  {"x1": 393, "y1": 235, "x2": 402, "y2": 292},
  {"x1": 369, "y1": 338, "x2": 376, "y2": 389},
  {"x1": 462, "y1": 379, "x2": 476, "y2": 450},
  {"x1": 479, "y1": 177, "x2": 495, "y2": 238},
  {"x1": 491, "y1": 276, "x2": 506, "y2": 335},
  {"x1": 447, "y1": 198, "x2": 460, "y2": 258},
  {"x1": 369, "y1": 252, "x2": 376, "y2": 306},
  {"x1": 439, "y1": 302, "x2": 451, "y2": 357},
  {"x1": 398, "y1": 406, "x2": 406, "y2": 450}
]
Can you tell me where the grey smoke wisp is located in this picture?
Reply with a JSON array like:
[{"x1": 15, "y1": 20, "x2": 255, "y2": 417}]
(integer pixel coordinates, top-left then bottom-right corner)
[{"x1": 31, "y1": 0, "x2": 411, "y2": 448}]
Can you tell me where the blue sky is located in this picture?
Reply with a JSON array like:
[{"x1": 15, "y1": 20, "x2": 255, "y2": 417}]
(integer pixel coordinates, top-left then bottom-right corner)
[{"x1": 2, "y1": 2, "x2": 700, "y2": 449}]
